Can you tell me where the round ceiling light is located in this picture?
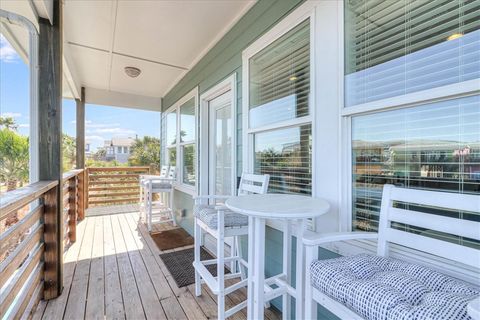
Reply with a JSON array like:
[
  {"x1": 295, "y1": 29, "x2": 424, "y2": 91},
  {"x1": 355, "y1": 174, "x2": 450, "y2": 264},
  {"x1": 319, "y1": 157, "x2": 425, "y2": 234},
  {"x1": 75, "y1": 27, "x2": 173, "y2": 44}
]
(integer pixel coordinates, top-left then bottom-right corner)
[{"x1": 124, "y1": 66, "x2": 141, "y2": 78}]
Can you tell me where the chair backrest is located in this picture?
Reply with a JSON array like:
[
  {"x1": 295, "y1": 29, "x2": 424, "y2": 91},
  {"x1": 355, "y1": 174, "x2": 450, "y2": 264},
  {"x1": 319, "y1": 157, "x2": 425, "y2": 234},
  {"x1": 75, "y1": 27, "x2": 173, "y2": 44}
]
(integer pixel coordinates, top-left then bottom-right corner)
[
  {"x1": 159, "y1": 165, "x2": 169, "y2": 178},
  {"x1": 377, "y1": 184, "x2": 480, "y2": 268},
  {"x1": 167, "y1": 166, "x2": 176, "y2": 179},
  {"x1": 237, "y1": 173, "x2": 270, "y2": 195}
]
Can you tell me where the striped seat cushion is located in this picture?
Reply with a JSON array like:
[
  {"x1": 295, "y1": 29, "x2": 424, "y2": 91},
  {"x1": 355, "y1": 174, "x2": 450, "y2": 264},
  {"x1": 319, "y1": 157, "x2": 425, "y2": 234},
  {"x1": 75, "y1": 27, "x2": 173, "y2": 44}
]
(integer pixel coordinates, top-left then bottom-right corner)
[
  {"x1": 310, "y1": 254, "x2": 479, "y2": 320},
  {"x1": 193, "y1": 204, "x2": 248, "y2": 229}
]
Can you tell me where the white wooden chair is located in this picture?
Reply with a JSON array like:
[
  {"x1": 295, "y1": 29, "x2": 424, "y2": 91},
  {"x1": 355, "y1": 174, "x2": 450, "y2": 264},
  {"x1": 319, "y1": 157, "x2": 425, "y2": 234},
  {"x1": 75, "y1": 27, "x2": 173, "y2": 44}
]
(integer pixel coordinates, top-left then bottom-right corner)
[
  {"x1": 193, "y1": 173, "x2": 270, "y2": 320},
  {"x1": 144, "y1": 166, "x2": 177, "y2": 231},
  {"x1": 304, "y1": 184, "x2": 480, "y2": 320},
  {"x1": 139, "y1": 165, "x2": 169, "y2": 217}
]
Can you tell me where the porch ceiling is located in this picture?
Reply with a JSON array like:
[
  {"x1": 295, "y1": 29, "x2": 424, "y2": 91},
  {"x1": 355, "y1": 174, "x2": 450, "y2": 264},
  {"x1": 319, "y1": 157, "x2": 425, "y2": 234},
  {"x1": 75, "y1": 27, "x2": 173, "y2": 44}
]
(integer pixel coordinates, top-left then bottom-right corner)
[{"x1": 63, "y1": 0, "x2": 255, "y2": 110}]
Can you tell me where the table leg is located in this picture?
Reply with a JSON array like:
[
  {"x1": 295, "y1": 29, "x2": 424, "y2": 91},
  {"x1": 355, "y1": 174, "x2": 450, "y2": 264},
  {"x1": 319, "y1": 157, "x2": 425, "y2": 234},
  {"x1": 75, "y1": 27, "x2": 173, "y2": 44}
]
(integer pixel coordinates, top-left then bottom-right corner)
[
  {"x1": 247, "y1": 216, "x2": 255, "y2": 320},
  {"x1": 282, "y1": 221, "x2": 292, "y2": 320},
  {"x1": 253, "y1": 218, "x2": 266, "y2": 320},
  {"x1": 295, "y1": 219, "x2": 306, "y2": 320}
]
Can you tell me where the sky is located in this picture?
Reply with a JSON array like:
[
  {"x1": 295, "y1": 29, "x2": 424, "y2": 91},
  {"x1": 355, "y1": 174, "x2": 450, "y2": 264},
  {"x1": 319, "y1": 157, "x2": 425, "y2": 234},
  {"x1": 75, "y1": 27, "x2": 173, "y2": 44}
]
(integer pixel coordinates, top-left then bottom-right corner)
[{"x1": 1, "y1": 34, "x2": 160, "y2": 152}]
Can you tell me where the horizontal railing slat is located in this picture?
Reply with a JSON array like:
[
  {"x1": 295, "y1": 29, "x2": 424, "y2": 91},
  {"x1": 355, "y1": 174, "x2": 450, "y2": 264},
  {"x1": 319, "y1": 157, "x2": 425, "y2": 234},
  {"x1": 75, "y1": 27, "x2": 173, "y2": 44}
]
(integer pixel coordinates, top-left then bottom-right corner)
[
  {"x1": 0, "y1": 205, "x2": 43, "y2": 255},
  {"x1": 87, "y1": 166, "x2": 149, "y2": 172},
  {"x1": 0, "y1": 225, "x2": 43, "y2": 289},
  {"x1": 0, "y1": 181, "x2": 58, "y2": 220},
  {"x1": 0, "y1": 243, "x2": 43, "y2": 318}
]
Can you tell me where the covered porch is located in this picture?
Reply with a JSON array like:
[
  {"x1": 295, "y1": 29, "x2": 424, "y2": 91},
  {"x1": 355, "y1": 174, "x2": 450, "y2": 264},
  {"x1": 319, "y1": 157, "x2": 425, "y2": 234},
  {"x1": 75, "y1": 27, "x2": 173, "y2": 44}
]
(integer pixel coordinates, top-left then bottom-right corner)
[{"x1": 1, "y1": 0, "x2": 479, "y2": 319}]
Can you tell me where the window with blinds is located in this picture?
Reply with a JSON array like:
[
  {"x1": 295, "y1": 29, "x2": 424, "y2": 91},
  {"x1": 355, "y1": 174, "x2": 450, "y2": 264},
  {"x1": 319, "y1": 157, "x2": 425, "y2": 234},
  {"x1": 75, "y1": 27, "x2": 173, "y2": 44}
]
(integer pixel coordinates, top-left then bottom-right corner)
[
  {"x1": 249, "y1": 19, "x2": 310, "y2": 128},
  {"x1": 352, "y1": 95, "x2": 480, "y2": 247},
  {"x1": 254, "y1": 125, "x2": 312, "y2": 195},
  {"x1": 248, "y1": 18, "x2": 312, "y2": 195},
  {"x1": 345, "y1": 0, "x2": 480, "y2": 106}
]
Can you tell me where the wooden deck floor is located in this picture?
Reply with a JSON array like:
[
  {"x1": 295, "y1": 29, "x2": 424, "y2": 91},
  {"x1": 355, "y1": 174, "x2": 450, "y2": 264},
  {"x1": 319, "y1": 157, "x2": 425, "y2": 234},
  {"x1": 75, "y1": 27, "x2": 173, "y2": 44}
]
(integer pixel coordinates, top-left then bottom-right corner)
[{"x1": 33, "y1": 210, "x2": 282, "y2": 320}]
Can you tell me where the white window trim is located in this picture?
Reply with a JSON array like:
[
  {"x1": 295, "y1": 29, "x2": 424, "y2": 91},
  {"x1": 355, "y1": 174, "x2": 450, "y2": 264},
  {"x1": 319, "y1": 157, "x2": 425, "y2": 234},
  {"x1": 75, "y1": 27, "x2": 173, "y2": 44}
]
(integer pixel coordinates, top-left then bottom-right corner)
[
  {"x1": 0, "y1": 10, "x2": 39, "y2": 184},
  {"x1": 163, "y1": 87, "x2": 199, "y2": 195},
  {"x1": 334, "y1": 0, "x2": 480, "y2": 283},
  {"x1": 242, "y1": 2, "x2": 320, "y2": 232},
  {"x1": 199, "y1": 73, "x2": 237, "y2": 197}
]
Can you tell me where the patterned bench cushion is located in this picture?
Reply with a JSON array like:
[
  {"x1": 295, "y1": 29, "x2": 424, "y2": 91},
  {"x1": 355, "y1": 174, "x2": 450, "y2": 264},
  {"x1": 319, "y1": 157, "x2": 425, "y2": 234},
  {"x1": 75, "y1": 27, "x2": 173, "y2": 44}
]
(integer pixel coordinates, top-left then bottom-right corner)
[
  {"x1": 194, "y1": 204, "x2": 248, "y2": 229},
  {"x1": 310, "y1": 254, "x2": 479, "y2": 320}
]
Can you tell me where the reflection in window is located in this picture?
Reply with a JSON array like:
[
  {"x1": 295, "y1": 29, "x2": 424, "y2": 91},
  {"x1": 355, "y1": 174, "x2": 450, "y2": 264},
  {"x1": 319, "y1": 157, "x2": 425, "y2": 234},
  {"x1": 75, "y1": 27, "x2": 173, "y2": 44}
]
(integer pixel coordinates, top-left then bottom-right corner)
[
  {"x1": 254, "y1": 125, "x2": 312, "y2": 194},
  {"x1": 352, "y1": 96, "x2": 480, "y2": 246},
  {"x1": 182, "y1": 144, "x2": 195, "y2": 186},
  {"x1": 166, "y1": 112, "x2": 177, "y2": 146},
  {"x1": 249, "y1": 19, "x2": 310, "y2": 128},
  {"x1": 180, "y1": 98, "x2": 195, "y2": 142},
  {"x1": 168, "y1": 148, "x2": 176, "y2": 166},
  {"x1": 345, "y1": 0, "x2": 480, "y2": 106}
]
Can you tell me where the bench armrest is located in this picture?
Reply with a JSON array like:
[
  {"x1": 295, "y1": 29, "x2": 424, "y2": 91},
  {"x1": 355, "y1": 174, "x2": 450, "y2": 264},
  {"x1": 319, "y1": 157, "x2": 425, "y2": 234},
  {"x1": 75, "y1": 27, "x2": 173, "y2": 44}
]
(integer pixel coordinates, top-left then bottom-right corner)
[{"x1": 303, "y1": 231, "x2": 378, "y2": 246}]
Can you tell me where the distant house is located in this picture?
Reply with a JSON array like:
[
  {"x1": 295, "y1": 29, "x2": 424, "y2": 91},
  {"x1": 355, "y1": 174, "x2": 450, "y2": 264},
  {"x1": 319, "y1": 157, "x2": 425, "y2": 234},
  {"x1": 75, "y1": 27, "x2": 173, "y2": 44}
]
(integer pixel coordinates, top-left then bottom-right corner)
[
  {"x1": 85, "y1": 142, "x2": 92, "y2": 159},
  {"x1": 104, "y1": 137, "x2": 135, "y2": 163}
]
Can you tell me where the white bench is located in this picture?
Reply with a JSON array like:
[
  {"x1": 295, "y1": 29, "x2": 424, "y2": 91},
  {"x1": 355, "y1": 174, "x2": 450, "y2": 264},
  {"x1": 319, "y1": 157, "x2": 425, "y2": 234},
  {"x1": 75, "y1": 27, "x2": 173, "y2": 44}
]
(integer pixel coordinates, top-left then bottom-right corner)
[{"x1": 304, "y1": 184, "x2": 480, "y2": 320}]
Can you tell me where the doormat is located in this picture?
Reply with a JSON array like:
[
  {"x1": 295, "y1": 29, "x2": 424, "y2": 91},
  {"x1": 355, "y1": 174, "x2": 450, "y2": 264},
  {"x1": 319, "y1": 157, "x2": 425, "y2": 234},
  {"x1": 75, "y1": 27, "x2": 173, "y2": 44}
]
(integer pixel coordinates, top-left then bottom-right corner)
[
  {"x1": 159, "y1": 247, "x2": 229, "y2": 288},
  {"x1": 150, "y1": 228, "x2": 194, "y2": 251}
]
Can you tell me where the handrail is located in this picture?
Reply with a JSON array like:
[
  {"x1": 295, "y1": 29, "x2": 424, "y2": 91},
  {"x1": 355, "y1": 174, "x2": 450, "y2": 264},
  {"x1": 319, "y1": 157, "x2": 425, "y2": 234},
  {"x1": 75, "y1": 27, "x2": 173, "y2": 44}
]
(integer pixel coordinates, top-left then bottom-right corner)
[
  {"x1": 0, "y1": 180, "x2": 58, "y2": 220},
  {"x1": 0, "y1": 180, "x2": 60, "y2": 318},
  {"x1": 85, "y1": 166, "x2": 151, "y2": 207}
]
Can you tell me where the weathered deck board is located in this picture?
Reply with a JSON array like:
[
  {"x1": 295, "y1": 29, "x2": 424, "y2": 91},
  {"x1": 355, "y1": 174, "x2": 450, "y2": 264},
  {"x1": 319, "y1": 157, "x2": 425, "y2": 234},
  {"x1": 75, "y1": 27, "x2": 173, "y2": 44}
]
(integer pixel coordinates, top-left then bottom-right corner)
[{"x1": 33, "y1": 210, "x2": 282, "y2": 320}]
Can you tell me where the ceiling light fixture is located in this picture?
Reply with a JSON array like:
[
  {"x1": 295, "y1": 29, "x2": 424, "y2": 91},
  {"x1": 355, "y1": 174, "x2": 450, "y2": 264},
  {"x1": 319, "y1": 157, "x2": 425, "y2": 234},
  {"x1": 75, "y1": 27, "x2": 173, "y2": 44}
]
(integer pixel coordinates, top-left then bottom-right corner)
[
  {"x1": 447, "y1": 33, "x2": 463, "y2": 41},
  {"x1": 124, "y1": 66, "x2": 141, "y2": 78}
]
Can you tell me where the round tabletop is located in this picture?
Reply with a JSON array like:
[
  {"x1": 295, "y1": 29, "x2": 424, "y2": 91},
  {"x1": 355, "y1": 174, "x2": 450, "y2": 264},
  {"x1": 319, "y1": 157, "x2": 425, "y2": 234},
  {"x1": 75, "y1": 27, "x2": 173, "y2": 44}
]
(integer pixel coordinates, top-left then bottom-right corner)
[{"x1": 225, "y1": 194, "x2": 330, "y2": 219}]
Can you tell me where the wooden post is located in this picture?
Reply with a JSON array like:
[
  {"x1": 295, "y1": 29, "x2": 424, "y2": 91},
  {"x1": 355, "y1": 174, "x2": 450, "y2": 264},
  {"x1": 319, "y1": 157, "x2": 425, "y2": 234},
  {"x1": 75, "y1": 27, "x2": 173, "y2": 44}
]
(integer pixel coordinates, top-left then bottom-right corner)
[
  {"x1": 38, "y1": 0, "x2": 63, "y2": 299},
  {"x1": 77, "y1": 170, "x2": 85, "y2": 220},
  {"x1": 85, "y1": 168, "x2": 89, "y2": 209},
  {"x1": 43, "y1": 185, "x2": 60, "y2": 300},
  {"x1": 68, "y1": 177, "x2": 76, "y2": 243},
  {"x1": 76, "y1": 87, "x2": 85, "y2": 169}
]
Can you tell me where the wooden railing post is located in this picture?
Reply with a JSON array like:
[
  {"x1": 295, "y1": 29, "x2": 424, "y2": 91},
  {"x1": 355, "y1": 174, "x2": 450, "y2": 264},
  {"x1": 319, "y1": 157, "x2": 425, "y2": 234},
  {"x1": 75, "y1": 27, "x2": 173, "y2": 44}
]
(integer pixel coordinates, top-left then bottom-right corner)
[
  {"x1": 43, "y1": 184, "x2": 62, "y2": 300},
  {"x1": 77, "y1": 169, "x2": 85, "y2": 220},
  {"x1": 85, "y1": 168, "x2": 89, "y2": 210},
  {"x1": 68, "y1": 176, "x2": 76, "y2": 243}
]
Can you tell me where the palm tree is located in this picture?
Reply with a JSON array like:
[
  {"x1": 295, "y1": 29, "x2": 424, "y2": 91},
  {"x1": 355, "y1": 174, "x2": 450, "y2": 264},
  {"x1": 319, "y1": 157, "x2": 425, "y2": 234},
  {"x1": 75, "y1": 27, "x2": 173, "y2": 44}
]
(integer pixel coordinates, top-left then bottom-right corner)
[
  {"x1": 0, "y1": 116, "x2": 19, "y2": 131},
  {"x1": 0, "y1": 128, "x2": 29, "y2": 191}
]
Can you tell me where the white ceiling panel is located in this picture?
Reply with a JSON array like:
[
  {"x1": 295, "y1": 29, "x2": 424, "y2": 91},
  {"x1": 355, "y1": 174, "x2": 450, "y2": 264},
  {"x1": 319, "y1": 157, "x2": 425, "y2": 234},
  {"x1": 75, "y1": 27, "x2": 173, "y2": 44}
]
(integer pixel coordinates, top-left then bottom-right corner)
[
  {"x1": 68, "y1": 44, "x2": 110, "y2": 90},
  {"x1": 64, "y1": 0, "x2": 114, "y2": 51},
  {"x1": 62, "y1": 0, "x2": 255, "y2": 108},
  {"x1": 109, "y1": 54, "x2": 184, "y2": 97},
  {"x1": 114, "y1": 1, "x2": 253, "y2": 68}
]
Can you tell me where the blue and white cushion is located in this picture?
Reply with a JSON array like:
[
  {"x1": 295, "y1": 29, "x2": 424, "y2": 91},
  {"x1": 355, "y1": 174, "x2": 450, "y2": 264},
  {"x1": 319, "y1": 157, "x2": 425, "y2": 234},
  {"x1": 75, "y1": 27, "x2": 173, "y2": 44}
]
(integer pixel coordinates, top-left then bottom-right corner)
[
  {"x1": 310, "y1": 254, "x2": 479, "y2": 320},
  {"x1": 193, "y1": 204, "x2": 248, "y2": 229}
]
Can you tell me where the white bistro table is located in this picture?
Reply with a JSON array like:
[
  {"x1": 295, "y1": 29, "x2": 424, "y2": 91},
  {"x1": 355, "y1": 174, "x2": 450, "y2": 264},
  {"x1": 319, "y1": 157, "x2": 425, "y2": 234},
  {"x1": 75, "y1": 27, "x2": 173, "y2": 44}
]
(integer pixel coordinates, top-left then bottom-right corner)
[{"x1": 225, "y1": 194, "x2": 330, "y2": 320}]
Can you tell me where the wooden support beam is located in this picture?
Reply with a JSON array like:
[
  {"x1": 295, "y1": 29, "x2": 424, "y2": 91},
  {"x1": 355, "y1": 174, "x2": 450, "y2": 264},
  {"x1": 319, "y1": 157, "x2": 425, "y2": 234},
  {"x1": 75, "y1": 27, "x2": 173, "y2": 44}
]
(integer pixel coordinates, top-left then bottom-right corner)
[
  {"x1": 38, "y1": 0, "x2": 63, "y2": 299},
  {"x1": 76, "y1": 87, "x2": 85, "y2": 169}
]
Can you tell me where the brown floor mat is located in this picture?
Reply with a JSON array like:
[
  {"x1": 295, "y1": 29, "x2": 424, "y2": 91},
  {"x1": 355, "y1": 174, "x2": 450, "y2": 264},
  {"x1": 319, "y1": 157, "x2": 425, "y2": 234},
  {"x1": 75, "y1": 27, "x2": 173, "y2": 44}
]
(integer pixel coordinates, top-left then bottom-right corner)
[{"x1": 150, "y1": 228, "x2": 194, "y2": 251}]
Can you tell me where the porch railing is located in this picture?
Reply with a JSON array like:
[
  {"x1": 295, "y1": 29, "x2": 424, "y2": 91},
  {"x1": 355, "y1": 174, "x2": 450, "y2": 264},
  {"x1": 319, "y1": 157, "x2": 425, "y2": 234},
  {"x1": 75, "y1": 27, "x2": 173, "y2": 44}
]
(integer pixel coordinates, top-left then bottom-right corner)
[
  {"x1": 62, "y1": 169, "x2": 85, "y2": 248},
  {"x1": 85, "y1": 166, "x2": 150, "y2": 207},
  {"x1": 0, "y1": 180, "x2": 59, "y2": 318}
]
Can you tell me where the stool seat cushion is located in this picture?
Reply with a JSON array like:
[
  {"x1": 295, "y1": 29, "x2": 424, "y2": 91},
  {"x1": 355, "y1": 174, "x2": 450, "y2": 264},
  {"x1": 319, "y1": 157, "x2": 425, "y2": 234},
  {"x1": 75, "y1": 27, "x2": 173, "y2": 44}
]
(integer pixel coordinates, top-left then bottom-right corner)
[
  {"x1": 194, "y1": 204, "x2": 248, "y2": 229},
  {"x1": 310, "y1": 254, "x2": 479, "y2": 320}
]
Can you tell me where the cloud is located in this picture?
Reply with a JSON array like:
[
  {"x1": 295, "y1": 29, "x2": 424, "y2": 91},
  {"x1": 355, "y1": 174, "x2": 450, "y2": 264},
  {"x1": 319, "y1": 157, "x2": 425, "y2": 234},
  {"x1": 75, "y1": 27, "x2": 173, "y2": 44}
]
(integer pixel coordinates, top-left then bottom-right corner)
[
  {"x1": 1, "y1": 112, "x2": 22, "y2": 118},
  {"x1": 85, "y1": 135, "x2": 104, "y2": 142},
  {"x1": 0, "y1": 35, "x2": 20, "y2": 63},
  {"x1": 18, "y1": 123, "x2": 29, "y2": 128},
  {"x1": 90, "y1": 127, "x2": 136, "y2": 134}
]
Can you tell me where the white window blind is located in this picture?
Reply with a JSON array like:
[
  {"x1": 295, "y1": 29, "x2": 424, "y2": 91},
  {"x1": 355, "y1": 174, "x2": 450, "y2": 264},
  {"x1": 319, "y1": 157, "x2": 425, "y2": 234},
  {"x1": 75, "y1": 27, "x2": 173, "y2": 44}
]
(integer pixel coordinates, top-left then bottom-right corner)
[
  {"x1": 249, "y1": 19, "x2": 310, "y2": 128},
  {"x1": 345, "y1": 0, "x2": 480, "y2": 106},
  {"x1": 248, "y1": 18, "x2": 312, "y2": 195},
  {"x1": 352, "y1": 95, "x2": 480, "y2": 247}
]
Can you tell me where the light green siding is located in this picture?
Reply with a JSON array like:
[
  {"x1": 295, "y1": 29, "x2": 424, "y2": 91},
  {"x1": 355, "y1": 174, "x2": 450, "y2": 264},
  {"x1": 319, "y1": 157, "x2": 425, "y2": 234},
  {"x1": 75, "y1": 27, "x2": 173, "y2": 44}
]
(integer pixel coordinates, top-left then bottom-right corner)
[{"x1": 163, "y1": 1, "x2": 338, "y2": 318}]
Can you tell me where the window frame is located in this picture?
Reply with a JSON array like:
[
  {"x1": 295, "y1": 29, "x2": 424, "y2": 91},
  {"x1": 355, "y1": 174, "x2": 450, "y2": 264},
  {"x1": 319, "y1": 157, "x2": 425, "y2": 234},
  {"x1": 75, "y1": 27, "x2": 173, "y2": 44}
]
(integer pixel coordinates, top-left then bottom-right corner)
[
  {"x1": 242, "y1": 5, "x2": 317, "y2": 231},
  {"x1": 163, "y1": 87, "x2": 199, "y2": 195},
  {"x1": 336, "y1": 0, "x2": 480, "y2": 282}
]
